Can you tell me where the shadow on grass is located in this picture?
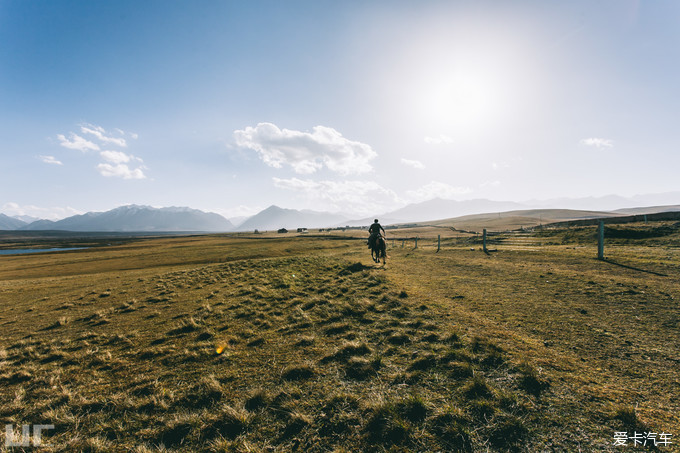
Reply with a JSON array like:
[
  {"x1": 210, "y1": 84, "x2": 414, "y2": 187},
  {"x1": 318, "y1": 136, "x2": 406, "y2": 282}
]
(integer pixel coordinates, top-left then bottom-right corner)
[
  {"x1": 339, "y1": 262, "x2": 371, "y2": 274},
  {"x1": 601, "y1": 258, "x2": 668, "y2": 277}
]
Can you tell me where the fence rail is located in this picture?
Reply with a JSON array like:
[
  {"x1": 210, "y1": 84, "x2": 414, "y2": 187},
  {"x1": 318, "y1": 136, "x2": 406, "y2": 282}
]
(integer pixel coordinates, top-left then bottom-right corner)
[{"x1": 380, "y1": 217, "x2": 680, "y2": 259}]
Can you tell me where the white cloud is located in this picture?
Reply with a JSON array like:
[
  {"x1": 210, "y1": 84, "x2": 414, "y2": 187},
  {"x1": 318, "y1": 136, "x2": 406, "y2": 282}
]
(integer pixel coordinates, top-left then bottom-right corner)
[
  {"x1": 80, "y1": 124, "x2": 127, "y2": 147},
  {"x1": 39, "y1": 155, "x2": 63, "y2": 165},
  {"x1": 97, "y1": 163, "x2": 146, "y2": 179},
  {"x1": 424, "y1": 134, "x2": 454, "y2": 145},
  {"x1": 57, "y1": 133, "x2": 100, "y2": 152},
  {"x1": 234, "y1": 123, "x2": 377, "y2": 175},
  {"x1": 480, "y1": 180, "x2": 501, "y2": 188},
  {"x1": 115, "y1": 128, "x2": 139, "y2": 140},
  {"x1": 580, "y1": 137, "x2": 613, "y2": 149},
  {"x1": 406, "y1": 181, "x2": 472, "y2": 202},
  {"x1": 273, "y1": 177, "x2": 401, "y2": 216},
  {"x1": 99, "y1": 150, "x2": 142, "y2": 164},
  {"x1": 97, "y1": 149, "x2": 145, "y2": 179},
  {"x1": 2, "y1": 202, "x2": 82, "y2": 221},
  {"x1": 401, "y1": 158, "x2": 425, "y2": 169},
  {"x1": 57, "y1": 123, "x2": 147, "y2": 179}
]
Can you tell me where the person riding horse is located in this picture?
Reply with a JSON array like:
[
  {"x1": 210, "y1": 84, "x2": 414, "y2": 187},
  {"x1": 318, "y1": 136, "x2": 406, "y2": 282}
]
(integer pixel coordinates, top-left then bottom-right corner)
[{"x1": 368, "y1": 219, "x2": 385, "y2": 251}]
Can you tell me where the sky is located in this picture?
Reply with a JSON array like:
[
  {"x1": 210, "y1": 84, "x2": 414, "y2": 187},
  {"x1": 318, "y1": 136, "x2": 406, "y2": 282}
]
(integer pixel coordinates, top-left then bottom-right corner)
[{"x1": 1, "y1": 0, "x2": 679, "y2": 220}]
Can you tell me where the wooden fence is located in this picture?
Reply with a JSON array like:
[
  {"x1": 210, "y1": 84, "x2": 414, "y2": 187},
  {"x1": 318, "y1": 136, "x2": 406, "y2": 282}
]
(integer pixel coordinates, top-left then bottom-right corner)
[{"x1": 383, "y1": 215, "x2": 678, "y2": 260}]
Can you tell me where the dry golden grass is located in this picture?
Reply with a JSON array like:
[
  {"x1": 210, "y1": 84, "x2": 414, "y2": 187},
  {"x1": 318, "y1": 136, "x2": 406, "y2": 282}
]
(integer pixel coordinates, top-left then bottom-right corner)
[{"x1": 0, "y1": 224, "x2": 678, "y2": 451}]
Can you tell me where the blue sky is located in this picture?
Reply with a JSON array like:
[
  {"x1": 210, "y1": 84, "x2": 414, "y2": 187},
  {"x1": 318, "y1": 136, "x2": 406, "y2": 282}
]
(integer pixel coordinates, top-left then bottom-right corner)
[{"x1": 1, "y1": 0, "x2": 679, "y2": 220}]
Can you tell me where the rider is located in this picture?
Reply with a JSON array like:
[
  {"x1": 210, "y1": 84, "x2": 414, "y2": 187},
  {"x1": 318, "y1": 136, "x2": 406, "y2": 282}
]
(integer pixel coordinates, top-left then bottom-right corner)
[{"x1": 368, "y1": 219, "x2": 385, "y2": 250}]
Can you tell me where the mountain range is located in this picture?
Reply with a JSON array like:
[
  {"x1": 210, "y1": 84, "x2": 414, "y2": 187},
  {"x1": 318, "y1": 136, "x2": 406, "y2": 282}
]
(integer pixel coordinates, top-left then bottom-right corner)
[
  {"x1": 11, "y1": 214, "x2": 40, "y2": 223},
  {"x1": 14, "y1": 205, "x2": 233, "y2": 232},
  {"x1": 0, "y1": 213, "x2": 28, "y2": 230},
  {"x1": 1, "y1": 192, "x2": 679, "y2": 232}
]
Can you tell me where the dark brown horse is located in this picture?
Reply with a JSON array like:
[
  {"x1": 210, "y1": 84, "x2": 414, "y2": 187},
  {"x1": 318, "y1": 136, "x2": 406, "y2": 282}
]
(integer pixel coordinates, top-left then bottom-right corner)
[{"x1": 371, "y1": 235, "x2": 387, "y2": 264}]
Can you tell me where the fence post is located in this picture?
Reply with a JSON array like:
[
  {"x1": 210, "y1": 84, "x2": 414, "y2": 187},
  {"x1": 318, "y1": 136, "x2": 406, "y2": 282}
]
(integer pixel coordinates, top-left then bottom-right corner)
[
  {"x1": 415, "y1": 237, "x2": 418, "y2": 249},
  {"x1": 401, "y1": 240, "x2": 404, "y2": 248},
  {"x1": 437, "y1": 235, "x2": 441, "y2": 252},
  {"x1": 597, "y1": 221, "x2": 605, "y2": 260},
  {"x1": 483, "y1": 229, "x2": 487, "y2": 253}
]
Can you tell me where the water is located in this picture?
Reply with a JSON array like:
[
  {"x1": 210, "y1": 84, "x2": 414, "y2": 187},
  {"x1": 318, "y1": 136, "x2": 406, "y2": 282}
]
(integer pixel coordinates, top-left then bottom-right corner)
[{"x1": 0, "y1": 247, "x2": 88, "y2": 256}]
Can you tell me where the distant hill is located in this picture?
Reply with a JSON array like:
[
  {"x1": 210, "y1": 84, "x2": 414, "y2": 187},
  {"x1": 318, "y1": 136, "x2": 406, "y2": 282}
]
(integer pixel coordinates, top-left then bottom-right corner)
[
  {"x1": 340, "y1": 198, "x2": 527, "y2": 227},
  {"x1": 612, "y1": 205, "x2": 680, "y2": 215},
  {"x1": 363, "y1": 194, "x2": 680, "y2": 227},
  {"x1": 524, "y1": 192, "x2": 680, "y2": 212},
  {"x1": 340, "y1": 216, "x2": 402, "y2": 228},
  {"x1": 237, "y1": 205, "x2": 347, "y2": 231},
  {"x1": 22, "y1": 219, "x2": 57, "y2": 230},
  {"x1": 0, "y1": 214, "x2": 27, "y2": 230},
  {"x1": 382, "y1": 198, "x2": 526, "y2": 223},
  {"x1": 420, "y1": 208, "x2": 620, "y2": 232},
  {"x1": 21, "y1": 205, "x2": 233, "y2": 232}
]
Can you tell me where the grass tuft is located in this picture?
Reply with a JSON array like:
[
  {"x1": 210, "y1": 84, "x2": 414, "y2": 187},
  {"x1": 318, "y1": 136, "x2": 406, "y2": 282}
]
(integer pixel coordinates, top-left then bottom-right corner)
[
  {"x1": 206, "y1": 405, "x2": 250, "y2": 440},
  {"x1": 461, "y1": 376, "x2": 494, "y2": 400},
  {"x1": 168, "y1": 317, "x2": 201, "y2": 335},
  {"x1": 407, "y1": 353, "x2": 438, "y2": 372},
  {"x1": 487, "y1": 414, "x2": 528, "y2": 449},
  {"x1": 343, "y1": 357, "x2": 379, "y2": 381},
  {"x1": 613, "y1": 405, "x2": 650, "y2": 432},
  {"x1": 282, "y1": 411, "x2": 312, "y2": 438},
  {"x1": 386, "y1": 333, "x2": 410, "y2": 345},
  {"x1": 322, "y1": 341, "x2": 372, "y2": 363},
  {"x1": 517, "y1": 362, "x2": 550, "y2": 397},
  {"x1": 397, "y1": 395, "x2": 428, "y2": 423},
  {"x1": 282, "y1": 364, "x2": 316, "y2": 381},
  {"x1": 430, "y1": 407, "x2": 472, "y2": 451},
  {"x1": 244, "y1": 389, "x2": 271, "y2": 411},
  {"x1": 365, "y1": 402, "x2": 411, "y2": 446}
]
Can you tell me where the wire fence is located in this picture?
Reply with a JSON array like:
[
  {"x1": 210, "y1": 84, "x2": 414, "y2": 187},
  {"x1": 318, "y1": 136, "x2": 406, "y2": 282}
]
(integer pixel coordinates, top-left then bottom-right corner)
[
  {"x1": 383, "y1": 219, "x2": 680, "y2": 259},
  {"x1": 386, "y1": 231, "x2": 547, "y2": 252}
]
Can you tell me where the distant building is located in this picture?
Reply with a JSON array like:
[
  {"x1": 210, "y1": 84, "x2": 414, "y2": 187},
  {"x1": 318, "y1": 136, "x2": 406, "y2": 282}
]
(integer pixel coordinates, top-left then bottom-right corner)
[
  {"x1": 297, "y1": 228, "x2": 308, "y2": 233},
  {"x1": 277, "y1": 228, "x2": 288, "y2": 234}
]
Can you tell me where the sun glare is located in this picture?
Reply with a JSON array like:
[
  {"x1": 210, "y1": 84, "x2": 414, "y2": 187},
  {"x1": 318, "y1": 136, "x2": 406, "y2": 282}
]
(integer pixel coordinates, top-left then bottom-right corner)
[
  {"x1": 393, "y1": 19, "x2": 532, "y2": 140},
  {"x1": 419, "y1": 70, "x2": 503, "y2": 132}
]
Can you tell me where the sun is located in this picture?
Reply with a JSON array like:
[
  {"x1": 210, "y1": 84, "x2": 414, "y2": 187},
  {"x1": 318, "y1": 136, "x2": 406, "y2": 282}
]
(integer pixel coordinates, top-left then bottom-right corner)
[{"x1": 416, "y1": 68, "x2": 505, "y2": 134}]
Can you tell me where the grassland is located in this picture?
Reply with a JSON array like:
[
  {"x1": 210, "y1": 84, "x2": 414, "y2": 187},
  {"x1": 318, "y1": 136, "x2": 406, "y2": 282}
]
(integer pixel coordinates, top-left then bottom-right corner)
[{"x1": 0, "y1": 223, "x2": 678, "y2": 452}]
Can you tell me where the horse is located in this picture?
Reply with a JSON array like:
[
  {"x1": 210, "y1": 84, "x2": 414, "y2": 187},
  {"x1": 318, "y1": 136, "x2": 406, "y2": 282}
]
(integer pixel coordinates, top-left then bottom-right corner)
[{"x1": 371, "y1": 235, "x2": 387, "y2": 264}]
